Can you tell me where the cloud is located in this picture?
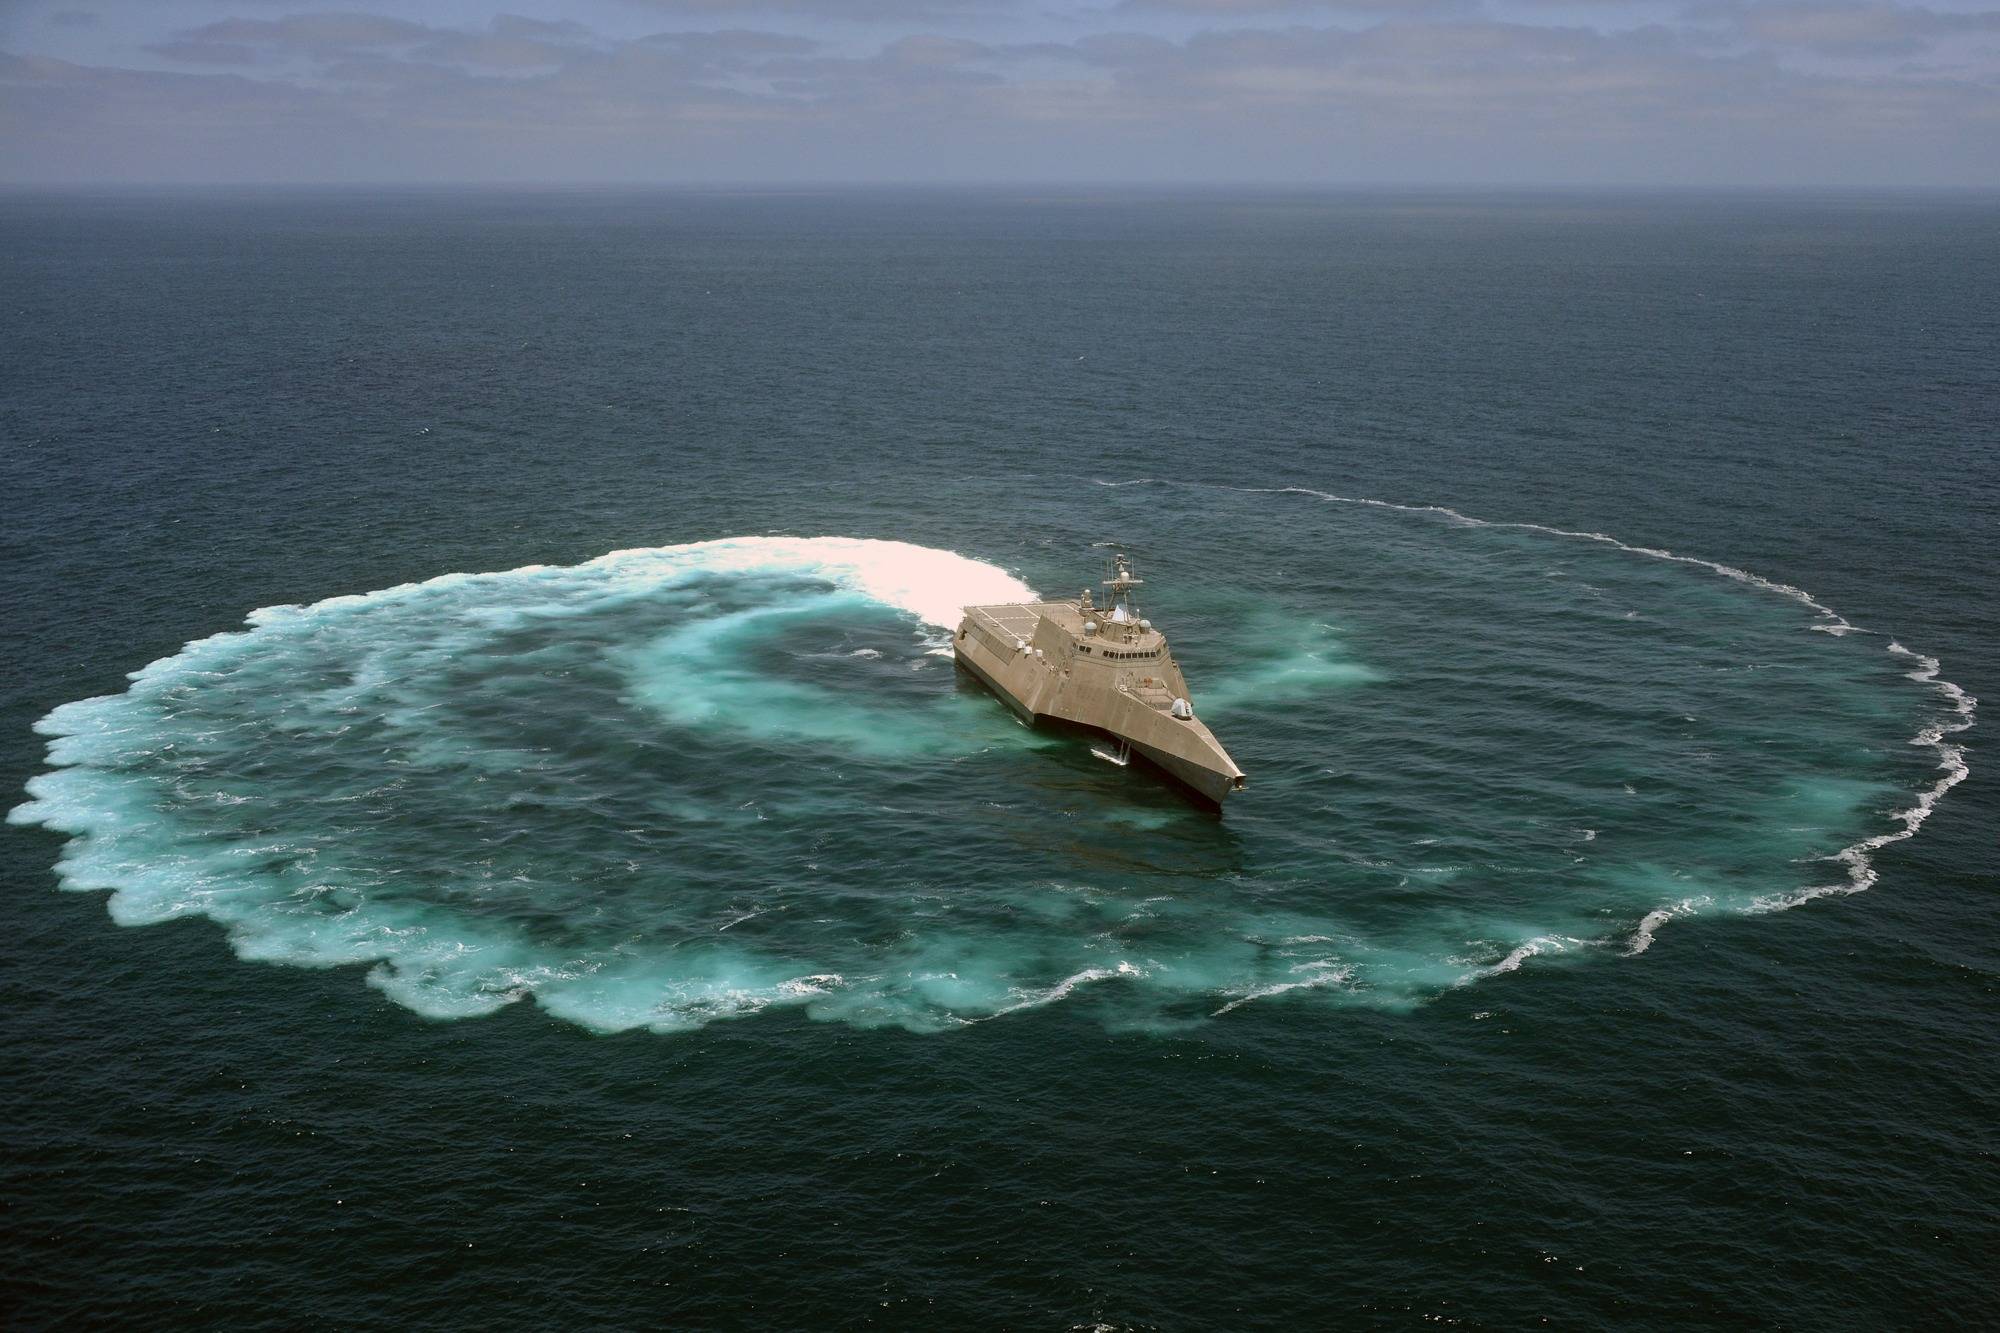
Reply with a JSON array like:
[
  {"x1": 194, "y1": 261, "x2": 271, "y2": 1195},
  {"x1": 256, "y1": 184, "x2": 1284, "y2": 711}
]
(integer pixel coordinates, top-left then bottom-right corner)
[
  {"x1": 158, "y1": 13, "x2": 598, "y2": 74},
  {"x1": 1071, "y1": 20, "x2": 1731, "y2": 120},
  {"x1": 1695, "y1": 2, "x2": 2000, "y2": 57},
  {"x1": 411, "y1": 33, "x2": 582, "y2": 71},
  {"x1": 146, "y1": 40, "x2": 259, "y2": 66},
  {"x1": 3, "y1": 5, "x2": 1997, "y2": 183},
  {"x1": 640, "y1": 29, "x2": 823, "y2": 59},
  {"x1": 623, "y1": 0, "x2": 1007, "y2": 16},
  {"x1": 491, "y1": 16, "x2": 593, "y2": 41},
  {"x1": 763, "y1": 34, "x2": 1011, "y2": 102},
  {"x1": 177, "y1": 14, "x2": 438, "y2": 53},
  {"x1": 1114, "y1": 0, "x2": 1459, "y2": 12}
]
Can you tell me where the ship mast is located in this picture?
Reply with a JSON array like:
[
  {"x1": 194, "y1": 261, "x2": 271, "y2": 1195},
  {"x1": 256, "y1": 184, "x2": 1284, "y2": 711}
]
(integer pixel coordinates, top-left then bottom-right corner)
[{"x1": 1102, "y1": 553, "x2": 1144, "y2": 627}]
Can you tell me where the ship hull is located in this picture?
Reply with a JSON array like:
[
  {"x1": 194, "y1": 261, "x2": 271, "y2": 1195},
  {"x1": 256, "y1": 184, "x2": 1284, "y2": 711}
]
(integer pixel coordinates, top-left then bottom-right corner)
[
  {"x1": 953, "y1": 649, "x2": 1244, "y2": 806},
  {"x1": 952, "y1": 648, "x2": 1036, "y2": 723},
  {"x1": 1124, "y1": 737, "x2": 1242, "y2": 806}
]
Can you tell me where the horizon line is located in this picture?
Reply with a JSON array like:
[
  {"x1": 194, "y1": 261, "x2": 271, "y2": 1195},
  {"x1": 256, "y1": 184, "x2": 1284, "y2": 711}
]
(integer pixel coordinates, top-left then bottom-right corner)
[{"x1": 5, "y1": 179, "x2": 2000, "y2": 195}]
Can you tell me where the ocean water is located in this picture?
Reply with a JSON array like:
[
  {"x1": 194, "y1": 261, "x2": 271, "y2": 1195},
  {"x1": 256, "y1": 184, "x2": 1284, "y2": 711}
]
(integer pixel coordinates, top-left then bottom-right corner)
[{"x1": 3, "y1": 188, "x2": 1996, "y2": 1326}]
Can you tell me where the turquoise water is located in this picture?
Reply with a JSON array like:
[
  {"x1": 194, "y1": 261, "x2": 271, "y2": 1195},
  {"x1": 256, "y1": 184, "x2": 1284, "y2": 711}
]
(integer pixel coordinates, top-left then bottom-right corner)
[
  {"x1": 3, "y1": 189, "x2": 1994, "y2": 1326},
  {"x1": 12, "y1": 495, "x2": 1968, "y2": 1035}
]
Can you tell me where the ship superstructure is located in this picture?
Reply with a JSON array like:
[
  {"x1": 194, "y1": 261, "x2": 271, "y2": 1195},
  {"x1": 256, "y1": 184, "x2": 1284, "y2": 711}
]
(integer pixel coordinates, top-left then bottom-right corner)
[{"x1": 954, "y1": 554, "x2": 1246, "y2": 804}]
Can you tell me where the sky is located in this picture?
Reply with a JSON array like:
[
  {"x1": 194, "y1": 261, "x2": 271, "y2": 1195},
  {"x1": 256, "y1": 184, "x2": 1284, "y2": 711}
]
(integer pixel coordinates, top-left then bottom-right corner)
[{"x1": 1, "y1": 0, "x2": 1997, "y2": 185}]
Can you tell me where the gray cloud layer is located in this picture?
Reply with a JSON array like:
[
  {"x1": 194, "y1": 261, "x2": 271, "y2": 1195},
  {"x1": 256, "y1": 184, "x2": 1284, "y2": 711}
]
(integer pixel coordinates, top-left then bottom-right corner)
[{"x1": 2, "y1": 2, "x2": 1996, "y2": 183}]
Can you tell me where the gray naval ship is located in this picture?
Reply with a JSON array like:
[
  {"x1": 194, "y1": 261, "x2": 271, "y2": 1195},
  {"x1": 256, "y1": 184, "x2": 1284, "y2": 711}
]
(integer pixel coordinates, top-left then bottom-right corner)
[{"x1": 954, "y1": 554, "x2": 1247, "y2": 804}]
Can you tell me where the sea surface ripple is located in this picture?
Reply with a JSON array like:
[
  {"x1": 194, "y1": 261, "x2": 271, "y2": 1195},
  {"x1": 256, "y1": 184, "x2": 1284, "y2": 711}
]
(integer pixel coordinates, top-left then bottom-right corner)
[
  {"x1": 13, "y1": 492, "x2": 1969, "y2": 1034},
  {"x1": 6, "y1": 188, "x2": 1996, "y2": 1328}
]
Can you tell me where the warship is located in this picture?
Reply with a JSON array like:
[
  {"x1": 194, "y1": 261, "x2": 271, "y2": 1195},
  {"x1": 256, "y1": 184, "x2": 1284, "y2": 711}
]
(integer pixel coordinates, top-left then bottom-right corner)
[{"x1": 954, "y1": 554, "x2": 1247, "y2": 804}]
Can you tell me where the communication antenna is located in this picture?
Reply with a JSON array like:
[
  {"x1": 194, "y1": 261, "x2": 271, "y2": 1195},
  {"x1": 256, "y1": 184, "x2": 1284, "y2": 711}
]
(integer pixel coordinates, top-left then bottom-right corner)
[{"x1": 1101, "y1": 552, "x2": 1144, "y2": 624}]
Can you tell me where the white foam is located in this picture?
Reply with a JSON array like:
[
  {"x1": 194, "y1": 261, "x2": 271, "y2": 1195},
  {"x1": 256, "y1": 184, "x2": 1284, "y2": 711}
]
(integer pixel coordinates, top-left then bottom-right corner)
[
  {"x1": 1101, "y1": 478, "x2": 1865, "y2": 634},
  {"x1": 1100, "y1": 477, "x2": 1977, "y2": 923},
  {"x1": 235, "y1": 536, "x2": 1029, "y2": 645},
  {"x1": 991, "y1": 960, "x2": 1142, "y2": 1016},
  {"x1": 1459, "y1": 934, "x2": 1588, "y2": 983},
  {"x1": 9, "y1": 534, "x2": 1064, "y2": 1037},
  {"x1": 1749, "y1": 640, "x2": 1976, "y2": 913},
  {"x1": 718, "y1": 906, "x2": 781, "y2": 931},
  {"x1": 1625, "y1": 897, "x2": 1712, "y2": 955},
  {"x1": 588, "y1": 536, "x2": 1035, "y2": 631},
  {"x1": 1212, "y1": 960, "x2": 1355, "y2": 1015},
  {"x1": 19, "y1": 505, "x2": 1975, "y2": 1033}
]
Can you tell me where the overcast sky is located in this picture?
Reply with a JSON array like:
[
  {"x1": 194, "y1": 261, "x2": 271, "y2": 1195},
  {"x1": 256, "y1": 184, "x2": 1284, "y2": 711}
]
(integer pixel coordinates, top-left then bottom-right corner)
[{"x1": 2, "y1": 0, "x2": 1996, "y2": 185}]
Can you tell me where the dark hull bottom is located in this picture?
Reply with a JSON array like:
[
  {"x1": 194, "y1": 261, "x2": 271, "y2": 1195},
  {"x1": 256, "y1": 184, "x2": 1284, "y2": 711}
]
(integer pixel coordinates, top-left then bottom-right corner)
[
  {"x1": 954, "y1": 655, "x2": 1237, "y2": 808},
  {"x1": 1125, "y1": 738, "x2": 1242, "y2": 806}
]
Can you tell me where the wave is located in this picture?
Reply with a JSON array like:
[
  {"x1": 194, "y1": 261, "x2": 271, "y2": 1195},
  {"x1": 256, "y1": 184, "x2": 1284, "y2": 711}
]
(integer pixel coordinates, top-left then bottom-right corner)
[
  {"x1": 1212, "y1": 960, "x2": 1356, "y2": 1016},
  {"x1": 992, "y1": 960, "x2": 1144, "y2": 1017},
  {"x1": 1098, "y1": 476, "x2": 1977, "y2": 956},
  {"x1": 9, "y1": 537, "x2": 1048, "y2": 1034},
  {"x1": 1626, "y1": 898, "x2": 1709, "y2": 956},
  {"x1": 1748, "y1": 641, "x2": 1976, "y2": 913},
  {"x1": 1097, "y1": 478, "x2": 1860, "y2": 632},
  {"x1": 13, "y1": 508, "x2": 1968, "y2": 1031}
]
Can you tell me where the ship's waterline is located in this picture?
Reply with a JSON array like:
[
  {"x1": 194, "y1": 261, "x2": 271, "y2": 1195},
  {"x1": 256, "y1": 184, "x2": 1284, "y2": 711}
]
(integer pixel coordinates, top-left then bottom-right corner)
[
  {"x1": 10, "y1": 511, "x2": 1967, "y2": 1035},
  {"x1": 954, "y1": 555, "x2": 1247, "y2": 804}
]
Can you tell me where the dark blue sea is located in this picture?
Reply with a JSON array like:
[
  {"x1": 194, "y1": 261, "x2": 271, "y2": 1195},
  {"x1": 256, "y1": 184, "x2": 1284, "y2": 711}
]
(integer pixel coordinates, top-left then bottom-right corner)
[{"x1": 3, "y1": 187, "x2": 1996, "y2": 1327}]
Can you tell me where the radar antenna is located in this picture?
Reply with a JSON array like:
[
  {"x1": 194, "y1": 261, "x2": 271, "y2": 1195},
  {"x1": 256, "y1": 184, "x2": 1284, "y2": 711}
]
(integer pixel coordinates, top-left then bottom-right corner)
[{"x1": 1101, "y1": 552, "x2": 1144, "y2": 623}]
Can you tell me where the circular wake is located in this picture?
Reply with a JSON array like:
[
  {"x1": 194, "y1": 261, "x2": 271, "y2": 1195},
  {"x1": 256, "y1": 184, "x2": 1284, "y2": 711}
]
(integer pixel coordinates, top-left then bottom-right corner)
[{"x1": 11, "y1": 515, "x2": 1972, "y2": 1034}]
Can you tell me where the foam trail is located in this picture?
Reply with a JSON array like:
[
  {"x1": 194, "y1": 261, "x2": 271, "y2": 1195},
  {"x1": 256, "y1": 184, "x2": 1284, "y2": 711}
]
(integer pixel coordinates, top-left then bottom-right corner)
[
  {"x1": 1749, "y1": 641, "x2": 1976, "y2": 912},
  {"x1": 1100, "y1": 477, "x2": 1976, "y2": 928},
  {"x1": 1626, "y1": 898, "x2": 1710, "y2": 955},
  {"x1": 589, "y1": 536, "x2": 1035, "y2": 630},
  {"x1": 1459, "y1": 935, "x2": 1576, "y2": 984},
  {"x1": 13, "y1": 513, "x2": 1965, "y2": 1033},
  {"x1": 1212, "y1": 961, "x2": 1355, "y2": 1016},
  {"x1": 990, "y1": 961, "x2": 1142, "y2": 1017},
  {"x1": 8, "y1": 536, "x2": 1049, "y2": 1036},
  {"x1": 1096, "y1": 479, "x2": 1860, "y2": 633}
]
